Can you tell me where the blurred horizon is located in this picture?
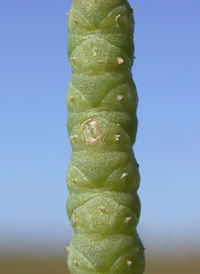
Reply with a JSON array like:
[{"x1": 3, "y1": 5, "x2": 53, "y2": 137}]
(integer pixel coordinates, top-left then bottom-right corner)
[{"x1": 1, "y1": 224, "x2": 200, "y2": 259}]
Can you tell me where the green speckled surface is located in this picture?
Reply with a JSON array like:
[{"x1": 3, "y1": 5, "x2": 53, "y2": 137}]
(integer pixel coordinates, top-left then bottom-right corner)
[{"x1": 66, "y1": 1, "x2": 145, "y2": 273}]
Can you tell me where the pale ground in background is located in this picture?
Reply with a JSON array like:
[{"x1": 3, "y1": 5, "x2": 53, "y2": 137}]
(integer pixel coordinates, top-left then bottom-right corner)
[{"x1": 1, "y1": 250, "x2": 200, "y2": 274}]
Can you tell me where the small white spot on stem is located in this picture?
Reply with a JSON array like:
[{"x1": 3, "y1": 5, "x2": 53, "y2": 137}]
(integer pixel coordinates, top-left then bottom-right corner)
[
  {"x1": 116, "y1": 14, "x2": 121, "y2": 22},
  {"x1": 73, "y1": 19, "x2": 78, "y2": 23},
  {"x1": 72, "y1": 214, "x2": 78, "y2": 224},
  {"x1": 117, "y1": 95, "x2": 123, "y2": 101},
  {"x1": 117, "y1": 58, "x2": 124, "y2": 64},
  {"x1": 70, "y1": 135, "x2": 77, "y2": 140},
  {"x1": 99, "y1": 206, "x2": 106, "y2": 211},
  {"x1": 132, "y1": 7, "x2": 137, "y2": 13},
  {"x1": 72, "y1": 178, "x2": 77, "y2": 184},
  {"x1": 66, "y1": 13, "x2": 69, "y2": 17},
  {"x1": 64, "y1": 246, "x2": 69, "y2": 251},
  {"x1": 97, "y1": 60, "x2": 105, "y2": 63},
  {"x1": 70, "y1": 96, "x2": 74, "y2": 102},
  {"x1": 74, "y1": 260, "x2": 79, "y2": 266},
  {"x1": 93, "y1": 46, "x2": 98, "y2": 56},
  {"x1": 115, "y1": 135, "x2": 120, "y2": 142},
  {"x1": 127, "y1": 260, "x2": 132, "y2": 266},
  {"x1": 69, "y1": 57, "x2": 76, "y2": 62},
  {"x1": 125, "y1": 217, "x2": 132, "y2": 223},
  {"x1": 120, "y1": 173, "x2": 128, "y2": 180}
]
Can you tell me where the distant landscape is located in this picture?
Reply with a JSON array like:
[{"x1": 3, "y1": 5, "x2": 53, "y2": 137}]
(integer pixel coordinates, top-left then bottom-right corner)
[
  {"x1": 1, "y1": 228, "x2": 199, "y2": 273},
  {"x1": 1, "y1": 250, "x2": 199, "y2": 274}
]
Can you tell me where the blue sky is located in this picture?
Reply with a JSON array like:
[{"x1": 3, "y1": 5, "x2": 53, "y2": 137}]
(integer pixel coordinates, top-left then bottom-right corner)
[{"x1": 1, "y1": 0, "x2": 200, "y2": 255}]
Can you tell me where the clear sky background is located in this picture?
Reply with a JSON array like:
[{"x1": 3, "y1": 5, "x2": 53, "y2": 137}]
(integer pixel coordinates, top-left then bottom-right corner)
[{"x1": 1, "y1": 0, "x2": 200, "y2": 256}]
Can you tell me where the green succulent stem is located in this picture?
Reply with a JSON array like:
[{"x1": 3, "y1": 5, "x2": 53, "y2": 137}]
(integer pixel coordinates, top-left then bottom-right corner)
[{"x1": 66, "y1": 1, "x2": 145, "y2": 273}]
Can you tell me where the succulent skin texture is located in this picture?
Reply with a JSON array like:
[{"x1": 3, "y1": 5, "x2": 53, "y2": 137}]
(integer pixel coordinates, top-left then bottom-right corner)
[{"x1": 66, "y1": 0, "x2": 145, "y2": 273}]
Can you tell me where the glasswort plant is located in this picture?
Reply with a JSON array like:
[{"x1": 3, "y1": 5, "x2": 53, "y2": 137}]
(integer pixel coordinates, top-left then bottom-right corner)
[{"x1": 66, "y1": 1, "x2": 145, "y2": 273}]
